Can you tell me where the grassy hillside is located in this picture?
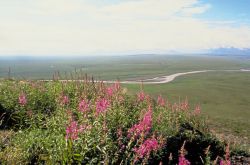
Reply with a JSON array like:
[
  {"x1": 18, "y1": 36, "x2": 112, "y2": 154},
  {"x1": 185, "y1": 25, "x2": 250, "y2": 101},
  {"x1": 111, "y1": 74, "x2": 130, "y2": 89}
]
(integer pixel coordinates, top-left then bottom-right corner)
[{"x1": 0, "y1": 79, "x2": 242, "y2": 164}]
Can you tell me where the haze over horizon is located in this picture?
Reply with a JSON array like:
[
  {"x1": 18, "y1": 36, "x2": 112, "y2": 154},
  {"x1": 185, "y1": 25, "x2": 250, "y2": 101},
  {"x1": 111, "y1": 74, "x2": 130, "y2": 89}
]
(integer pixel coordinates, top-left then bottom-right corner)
[{"x1": 1, "y1": 0, "x2": 250, "y2": 57}]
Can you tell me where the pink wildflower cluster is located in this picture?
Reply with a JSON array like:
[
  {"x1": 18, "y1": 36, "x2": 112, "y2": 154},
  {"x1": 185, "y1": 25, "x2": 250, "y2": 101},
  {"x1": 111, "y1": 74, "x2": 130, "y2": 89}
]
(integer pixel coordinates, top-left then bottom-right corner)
[
  {"x1": 178, "y1": 155, "x2": 191, "y2": 165},
  {"x1": 105, "y1": 81, "x2": 121, "y2": 97},
  {"x1": 220, "y1": 160, "x2": 231, "y2": 165},
  {"x1": 66, "y1": 121, "x2": 85, "y2": 140},
  {"x1": 19, "y1": 93, "x2": 27, "y2": 106},
  {"x1": 128, "y1": 107, "x2": 152, "y2": 138},
  {"x1": 66, "y1": 121, "x2": 79, "y2": 140},
  {"x1": 134, "y1": 138, "x2": 159, "y2": 158},
  {"x1": 96, "y1": 98, "x2": 109, "y2": 115},
  {"x1": 157, "y1": 95, "x2": 165, "y2": 107},
  {"x1": 61, "y1": 95, "x2": 69, "y2": 105},
  {"x1": 172, "y1": 103, "x2": 179, "y2": 111},
  {"x1": 178, "y1": 141, "x2": 190, "y2": 165},
  {"x1": 194, "y1": 105, "x2": 201, "y2": 115},
  {"x1": 137, "y1": 91, "x2": 146, "y2": 102},
  {"x1": 78, "y1": 99, "x2": 89, "y2": 113},
  {"x1": 106, "y1": 87, "x2": 113, "y2": 97},
  {"x1": 180, "y1": 98, "x2": 189, "y2": 111}
]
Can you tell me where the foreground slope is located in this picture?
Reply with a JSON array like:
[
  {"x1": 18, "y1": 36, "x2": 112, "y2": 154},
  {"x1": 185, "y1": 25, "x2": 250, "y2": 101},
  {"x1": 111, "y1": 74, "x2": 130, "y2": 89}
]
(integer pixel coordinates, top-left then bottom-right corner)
[{"x1": 0, "y1": 79, "x2": 248, "y2": 164}]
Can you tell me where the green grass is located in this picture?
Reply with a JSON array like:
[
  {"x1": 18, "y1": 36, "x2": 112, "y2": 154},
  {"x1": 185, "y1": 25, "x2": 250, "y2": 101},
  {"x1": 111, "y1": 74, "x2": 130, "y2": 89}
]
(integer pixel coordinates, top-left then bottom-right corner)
[
  {"x1": 1, "y1": 55, "x2": 250, "y2": 80},
  {"x1": 122, "y1": 71, "x2": 250, "y2": 143}
]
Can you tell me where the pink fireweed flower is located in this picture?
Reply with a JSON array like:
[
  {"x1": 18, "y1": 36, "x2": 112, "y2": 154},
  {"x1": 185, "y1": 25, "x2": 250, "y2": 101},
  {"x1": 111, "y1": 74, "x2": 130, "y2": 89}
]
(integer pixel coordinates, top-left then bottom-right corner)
[
  {"x1": 137, "y1": 91, "x2": 145, "y2": 102},
  {"x1": 134, "y1": 138, "x2": 159, "y2": 158},
  {"x1": 113, "y1": 81, "x2": 120, "y2": 92},
  {"x1": 180, "y1": 97, "x2": 189, "y2": 111},
  {"x1": 96, "y1": 98, "x2": 109, "y2": 115},
  {"x1": 78, "y1": 124, "x2": 87, "y2": 132},
  {"x1": 78, "y1": 99, "x2": 89, "y2": 113},
  {"x1": 106, "y1": 87, "x2": 113, "y2": 97},
  {"x1": 146, "y1": 94, "x2": 151, "y2": 103},
  {"x1": 128, "y1": 107, "x2": 152, "y2": 138},
  {"x1": 178, "y1": 155, "x2": 190, "y2": 165},
  {"x1": 19, "y1": 93, "x2": 27, "y2": 106},
  {"x1": 178, "y1": 141, "x2": 190, "y2": 165},
  {"x1": 172, "y1": 103, "x2": 178, "y2": 111},
  {"x1": 220, "y1": 160, "x2": 231, "y2": 165},
  {"x1": 225, "y1": 144, "x2": 230, "y2": 161},
  {"x1": 66, "y1": 121, "x2": 78, "y2": 140},
  {"x1": 220, "y1": 144, "x2": 231, "y2": 165},
  {"x1": 61, "y1": 95, "x2": 69, "y2": 105},
  {"x1": 157, "y1": 95, "x2": 165, "y2": 107},
  {"x1": 194, "y1": 105, "x2": 201, "y2": 115},
  {"x1": 65, "y1": 121, "x2": 81, "y2": 140}
]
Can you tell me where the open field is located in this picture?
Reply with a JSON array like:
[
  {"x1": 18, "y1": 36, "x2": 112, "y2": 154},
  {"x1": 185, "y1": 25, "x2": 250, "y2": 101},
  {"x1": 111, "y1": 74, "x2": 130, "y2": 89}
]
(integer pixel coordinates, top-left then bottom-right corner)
[
  {"x1": 1, "y1": 55, "x2": 250, "y2": 80},
  {"x1": 122, "y1": 71, "x2": 250, "y2": 145}
]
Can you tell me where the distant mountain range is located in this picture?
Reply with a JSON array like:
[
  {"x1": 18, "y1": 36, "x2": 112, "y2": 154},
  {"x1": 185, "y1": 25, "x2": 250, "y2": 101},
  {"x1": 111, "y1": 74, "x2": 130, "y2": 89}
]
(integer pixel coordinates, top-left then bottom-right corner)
[
  {"x1": 207, "y1": 47, "x2": 250, "y2": 56},
  {"x1": 0, "y1": 48, "x2": 250, "y2": 59}
]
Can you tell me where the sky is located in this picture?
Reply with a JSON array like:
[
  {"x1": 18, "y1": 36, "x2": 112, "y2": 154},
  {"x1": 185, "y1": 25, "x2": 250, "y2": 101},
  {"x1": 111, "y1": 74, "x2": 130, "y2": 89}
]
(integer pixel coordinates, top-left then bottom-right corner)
[{"x1": 0, "y1": 0, "x2": 250, "y2": 56}]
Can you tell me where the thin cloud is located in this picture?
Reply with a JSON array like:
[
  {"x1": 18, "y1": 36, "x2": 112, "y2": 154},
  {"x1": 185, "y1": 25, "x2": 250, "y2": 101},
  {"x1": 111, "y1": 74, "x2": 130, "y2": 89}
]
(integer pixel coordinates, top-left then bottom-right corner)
[
  {"x1": 0, "y1": 0, "x2": 249, "y2": 56},
  {"x1": 181, "y1": 4, "x2": 211, "y2": 15}
]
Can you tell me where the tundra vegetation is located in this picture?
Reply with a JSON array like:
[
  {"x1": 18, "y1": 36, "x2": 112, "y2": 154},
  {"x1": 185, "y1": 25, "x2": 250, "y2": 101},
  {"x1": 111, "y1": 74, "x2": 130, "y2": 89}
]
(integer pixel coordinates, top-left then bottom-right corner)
[{"x1": 0, "y1": 78, "x2": 247, "y2": 164}]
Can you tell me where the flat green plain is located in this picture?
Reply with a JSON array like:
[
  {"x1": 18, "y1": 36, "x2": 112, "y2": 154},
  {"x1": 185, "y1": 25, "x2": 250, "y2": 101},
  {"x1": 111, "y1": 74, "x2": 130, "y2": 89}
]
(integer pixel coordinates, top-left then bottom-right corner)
[
  {"x1": 1, "y1": 55, "x2": 250, "y2": 80},
  {"x1": 122, "y1": 72, "x2": 250, "y2": 142}
]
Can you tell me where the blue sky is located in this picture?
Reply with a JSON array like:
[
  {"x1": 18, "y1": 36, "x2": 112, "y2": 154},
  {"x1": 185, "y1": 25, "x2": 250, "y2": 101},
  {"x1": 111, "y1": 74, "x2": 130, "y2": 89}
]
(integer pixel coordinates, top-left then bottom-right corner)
[
  {"x1": 0, "y1": 0, "x2": 250, "y2": 56},
  {"x1": 197, "y1": 0, "x2": 250, "y2": 25}
]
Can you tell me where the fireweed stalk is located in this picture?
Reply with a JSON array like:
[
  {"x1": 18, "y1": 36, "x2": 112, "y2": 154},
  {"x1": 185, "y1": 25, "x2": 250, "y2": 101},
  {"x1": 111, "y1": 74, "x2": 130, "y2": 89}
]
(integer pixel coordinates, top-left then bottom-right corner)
[
  {"x1": 106, "y1": 87, "x2": 113, "y2": 97},
  {"x1": 134, "y1": 137, "x2": 159, "y2": 160},
  {"x1": 105, "y1": 81, "x2": 120, "y2": 98},
  {"x1": 194, "y1": 104, "x2": 201, "y2": 115},
  {"x1": 95, "y1": 98, "x2": 110, "y2": 116},
  {"x1": 65, "y1": 120, "x2": 85, "y2": 141},
  {"x1": 127, "y1": 106, "x2": 152, "y2": 138},
  {"x1": 18, "y1": 92, "x2": 27, "y2": 106},
  {"x1": 137, "y1": 91, "x2": 146, "y2": 102},
  {"x1": 117, "y1": 128, "x2": 123, "y2": 149},
  {"x1": 60, "y1": 95, "x2": 69, "y2": 105},
  {"x1": 220, "y1": 144, "x2": 231, "y2": 165},
  {"x1": 78, "y1": 99, "x2": 90, "y2": 114},
  {"x1": 157, "y1": 95, "x2": 165, "y2": 107},
  {"x1": 66, "y1": 121, "x2": 78, "y2": 140},
  {"x1": 178, "y1": 141, "x2": 190, "y2": 165},
  {"x1": 180, "y1": 97, "x2": 189, "y2": 111}
]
